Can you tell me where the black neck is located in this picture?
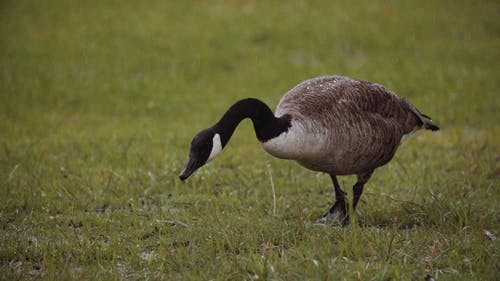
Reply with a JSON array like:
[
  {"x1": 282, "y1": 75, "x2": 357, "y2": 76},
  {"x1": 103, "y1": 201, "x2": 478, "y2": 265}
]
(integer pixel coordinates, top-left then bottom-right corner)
[{"x1": 212, "y1": 98, "x2": 291, "y2": 146}]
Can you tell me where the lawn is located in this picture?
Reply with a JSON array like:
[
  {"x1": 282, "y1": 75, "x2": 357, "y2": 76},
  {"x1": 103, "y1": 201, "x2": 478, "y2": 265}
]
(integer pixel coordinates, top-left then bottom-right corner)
[{"x1": 1, "y1": 0, "x2": 499, "y2": 280}]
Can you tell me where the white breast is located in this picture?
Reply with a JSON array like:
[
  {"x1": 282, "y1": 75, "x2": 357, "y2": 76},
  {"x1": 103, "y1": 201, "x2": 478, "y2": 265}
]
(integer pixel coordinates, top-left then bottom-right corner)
[{"x1": 261, "y1": 120, "x2": 327, "y2": 160}]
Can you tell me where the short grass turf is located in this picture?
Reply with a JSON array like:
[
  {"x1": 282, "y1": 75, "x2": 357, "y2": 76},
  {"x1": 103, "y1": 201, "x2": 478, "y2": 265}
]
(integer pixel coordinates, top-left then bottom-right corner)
[{"x1": 1, "y1": 0, "x2": 499, "y2": 280}]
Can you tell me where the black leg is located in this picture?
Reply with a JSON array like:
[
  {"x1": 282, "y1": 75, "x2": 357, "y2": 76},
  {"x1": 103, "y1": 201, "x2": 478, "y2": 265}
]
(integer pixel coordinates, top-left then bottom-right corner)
[
  {"x1": 316, "y1": 175, "x2": 349, "y2": 225},
  {"x1": 331, "y1": 175, "x2": 346, "y2": 200},
  {"x1": 352, "y1": 182, "x2": 364, "y2": 210},
  {"x1": 352, "y1": 171, "x2": 373, "y2": 211}
]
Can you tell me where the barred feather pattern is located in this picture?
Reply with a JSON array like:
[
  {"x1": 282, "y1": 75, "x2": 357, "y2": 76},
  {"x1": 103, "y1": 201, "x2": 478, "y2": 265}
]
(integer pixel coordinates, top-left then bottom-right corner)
[{"x1": 265, "y1": 76, "x2": 434, "y2": 175}]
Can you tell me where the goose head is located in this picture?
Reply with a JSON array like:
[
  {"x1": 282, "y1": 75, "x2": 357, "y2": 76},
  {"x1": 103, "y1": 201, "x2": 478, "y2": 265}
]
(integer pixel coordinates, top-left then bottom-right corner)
[{"x1": 179, "y1": 128, "x2": 222, "y2": 181}]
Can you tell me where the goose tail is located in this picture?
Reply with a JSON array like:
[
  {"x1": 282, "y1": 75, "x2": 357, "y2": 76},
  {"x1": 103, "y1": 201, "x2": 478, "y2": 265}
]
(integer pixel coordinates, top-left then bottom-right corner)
[{"x1": 420, "y1": 113, "x2": 440, "y2": 131}]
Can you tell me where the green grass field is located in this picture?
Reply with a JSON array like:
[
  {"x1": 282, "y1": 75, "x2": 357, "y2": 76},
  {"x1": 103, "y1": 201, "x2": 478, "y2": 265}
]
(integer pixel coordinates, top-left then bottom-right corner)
[{"x1": 1, "y1": 0, "x2": 499, "y2": 280}]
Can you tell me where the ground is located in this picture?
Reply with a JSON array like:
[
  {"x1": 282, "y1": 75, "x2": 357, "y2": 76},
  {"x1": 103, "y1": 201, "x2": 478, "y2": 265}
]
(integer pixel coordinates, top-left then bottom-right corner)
[{"x1": 0, "y1": 0, "x2": 499, "y2": 280}]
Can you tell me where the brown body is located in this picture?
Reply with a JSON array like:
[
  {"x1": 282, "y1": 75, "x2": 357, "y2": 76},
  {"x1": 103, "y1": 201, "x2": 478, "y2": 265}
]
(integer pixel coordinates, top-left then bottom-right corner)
[{"x1": 263, "y1": 76, "x2": 437, "y2": 176}]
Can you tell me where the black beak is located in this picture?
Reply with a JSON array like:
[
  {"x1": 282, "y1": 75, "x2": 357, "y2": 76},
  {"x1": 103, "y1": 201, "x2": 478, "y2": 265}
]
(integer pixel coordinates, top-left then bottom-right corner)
[{"x1": 179, "y1": 157, "x2": 203, "y2": 181}]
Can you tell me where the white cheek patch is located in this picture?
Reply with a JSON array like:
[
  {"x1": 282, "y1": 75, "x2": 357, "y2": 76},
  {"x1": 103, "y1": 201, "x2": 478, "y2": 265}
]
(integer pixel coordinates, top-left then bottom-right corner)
[{"x1": 207, "y1": 133, "x2": 222, "y2": 162}]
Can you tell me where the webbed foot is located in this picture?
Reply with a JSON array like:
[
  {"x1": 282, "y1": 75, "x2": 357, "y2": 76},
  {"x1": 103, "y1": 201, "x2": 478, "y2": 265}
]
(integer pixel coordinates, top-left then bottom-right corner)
[{"x1": 315, "y1": 199, "x2": 349, "y2": 226}]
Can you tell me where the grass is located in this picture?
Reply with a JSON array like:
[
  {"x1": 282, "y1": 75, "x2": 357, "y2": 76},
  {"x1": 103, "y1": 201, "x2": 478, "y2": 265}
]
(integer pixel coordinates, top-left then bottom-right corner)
[{"x1": 1, "y1": 0, "x2": 499, "y2": 280}]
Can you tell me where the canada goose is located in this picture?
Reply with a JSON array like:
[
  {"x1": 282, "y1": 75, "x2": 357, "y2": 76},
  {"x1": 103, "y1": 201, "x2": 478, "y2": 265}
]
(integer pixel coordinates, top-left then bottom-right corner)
[{"x1": 180, "y1": 75, "x2": 439, "y2": 224}]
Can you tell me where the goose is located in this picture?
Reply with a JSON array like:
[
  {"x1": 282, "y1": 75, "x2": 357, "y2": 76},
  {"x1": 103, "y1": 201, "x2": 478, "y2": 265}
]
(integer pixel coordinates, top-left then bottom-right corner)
[{"x1": 179, "y1": 75, "x2": 439, "y2": 224}]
